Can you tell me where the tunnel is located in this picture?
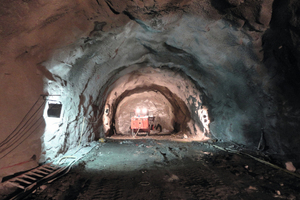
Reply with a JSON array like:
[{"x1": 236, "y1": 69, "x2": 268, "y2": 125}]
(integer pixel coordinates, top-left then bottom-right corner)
[
  {"x1": 102, "y1": 66, "x2": 203, "y2": 138},
  {"x1": 1, "y1": 0, "x2": 300, "y2": 199}
]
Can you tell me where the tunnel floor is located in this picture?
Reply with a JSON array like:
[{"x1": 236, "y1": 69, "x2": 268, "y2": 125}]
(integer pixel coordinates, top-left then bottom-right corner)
[
  {"x1": 111, "y1": 130, "x2": 209, "y2": 142},
  {"x1": 23, "y1": 140, "x2": 300, "y2": 200}
]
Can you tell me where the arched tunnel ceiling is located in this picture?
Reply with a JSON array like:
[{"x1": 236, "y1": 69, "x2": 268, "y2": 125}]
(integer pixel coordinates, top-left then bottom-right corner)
[
  {"x1": 102, "y1": 66, "x2": 202, "y2": 136},
  {"x1": 1, "y1": 0, "x2": 300, "y2": 177},
  {"x1": 41, "y1": 14, "x2": 265, "y2": 157}
]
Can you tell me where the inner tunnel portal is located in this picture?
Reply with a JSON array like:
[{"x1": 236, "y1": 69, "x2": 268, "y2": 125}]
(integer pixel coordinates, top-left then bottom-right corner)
[{"x1": 101, "y1": 66, "x2": 208, "y2": 140}]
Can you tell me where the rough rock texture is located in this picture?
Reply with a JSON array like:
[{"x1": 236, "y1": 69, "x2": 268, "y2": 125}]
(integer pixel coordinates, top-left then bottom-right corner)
[
  {"x1": 1, "y1": 0, "x2": 300, "y2": 177},
  {"x1": 115, "y1": 91, "x2": 175, "y2": 134},
  {"x1": 16, "y1": 140, "x2": 300, "y2": 200}
]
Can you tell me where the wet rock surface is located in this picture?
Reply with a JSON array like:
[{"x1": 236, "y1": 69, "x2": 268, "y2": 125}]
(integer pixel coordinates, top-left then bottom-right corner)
[{"x1": 23, "y1": 140, "x2": 300, "y2": 200}]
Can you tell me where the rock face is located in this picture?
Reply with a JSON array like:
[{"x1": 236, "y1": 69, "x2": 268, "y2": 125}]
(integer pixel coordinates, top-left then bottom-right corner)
[
  {"x1": 1, "y1": 0, "x2": 300, "y2": 177},
  {"x1": 115, "y1": 91, "x2": 175, "y2": 134}
]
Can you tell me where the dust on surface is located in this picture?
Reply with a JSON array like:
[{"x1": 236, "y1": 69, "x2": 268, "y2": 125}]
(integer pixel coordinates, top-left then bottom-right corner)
[{"x1": 25, "y1": 139, "x2": 300, "y2": 200}]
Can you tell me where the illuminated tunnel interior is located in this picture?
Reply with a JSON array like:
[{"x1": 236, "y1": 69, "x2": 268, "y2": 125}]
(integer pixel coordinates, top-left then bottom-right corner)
[
  {"x1": 40, "y1": 17, "x2": 264, "y2": 161},
  {"x1": 1, "y1": 0, "x2": 300, "y2": 199},
  {"x1": 103, "y1": 66, "x2": 200, "y2": 137}
]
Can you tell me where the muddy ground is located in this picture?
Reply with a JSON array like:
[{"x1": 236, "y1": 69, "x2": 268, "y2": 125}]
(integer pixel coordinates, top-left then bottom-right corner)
[{"x1": 23, "y1": 139, "x2": 300, "y2": 200}]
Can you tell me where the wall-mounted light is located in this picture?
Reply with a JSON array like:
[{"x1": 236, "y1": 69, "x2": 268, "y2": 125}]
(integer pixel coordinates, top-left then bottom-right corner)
[
  {"x1": 42, "y1": 95, "x2": 63, "y2": 119},
  {"x1": 105, "y1": 104, "x2": 110, "y2": 116},
  {"x1": 47, "y1": 102, "x2": 62, "y2": 118}
]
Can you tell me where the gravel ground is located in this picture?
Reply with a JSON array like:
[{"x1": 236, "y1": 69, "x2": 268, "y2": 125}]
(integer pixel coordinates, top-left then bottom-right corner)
[{"x1": 23, "y1": 139, "x2": 300, "y2": 200}]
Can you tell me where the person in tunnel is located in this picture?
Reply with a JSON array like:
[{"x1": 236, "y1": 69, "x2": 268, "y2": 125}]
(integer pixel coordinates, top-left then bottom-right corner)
[{"x1": 155, "y1": 124, "x2": 162, "y2": 132}]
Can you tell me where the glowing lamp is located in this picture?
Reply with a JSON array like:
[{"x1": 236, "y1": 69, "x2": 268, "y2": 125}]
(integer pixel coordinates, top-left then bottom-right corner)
[
  {"x1": 142, "y1": 108, "x2": 147, "y2": 114},
  {"x1": 136, "y1": 108, "x2": 141, "y2": 113}
]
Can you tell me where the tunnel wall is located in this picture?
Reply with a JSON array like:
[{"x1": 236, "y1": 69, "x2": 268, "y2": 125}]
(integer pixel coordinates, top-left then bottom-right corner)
[
  {"x1": 1, "y1": 0, "x2": 300, "y2": 177},
  {"x1": 101, "y1": 66, "x2": 202, "y2": 137},
  {"x1": 114, "y1": 91, "x2": 175, "y2": 134},
  {"x1": 39, "y1": 14, "x2": 265, "y2": 162}
]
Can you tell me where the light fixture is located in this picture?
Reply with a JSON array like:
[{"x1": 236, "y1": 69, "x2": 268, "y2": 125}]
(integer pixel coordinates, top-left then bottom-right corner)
[
  {"x1": 47, "y1": 103, "x2": 62, "y2": 118},
  {"x1": 142, "y1": 108, "x2": 147, "y2": 114},
  {"x1": 136, "y1": 108, "x2": 141, "y2": 113}
]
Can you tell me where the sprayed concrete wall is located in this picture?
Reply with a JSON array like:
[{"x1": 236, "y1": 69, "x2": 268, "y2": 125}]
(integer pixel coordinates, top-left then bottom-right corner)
[{"x1": 1, "y1": 0, "x2": 300, "y2": 177}]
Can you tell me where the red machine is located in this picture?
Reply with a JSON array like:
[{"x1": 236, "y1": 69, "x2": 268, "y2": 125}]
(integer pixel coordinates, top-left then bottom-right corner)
[{"x1": 131, "y1": 108, "x2": 154, "y2": 136}]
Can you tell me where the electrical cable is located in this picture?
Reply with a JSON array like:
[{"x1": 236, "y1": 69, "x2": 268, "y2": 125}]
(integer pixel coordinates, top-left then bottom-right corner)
[
  {"x1": 0, "y1": 100, "x2": 45, "y2": 155},
  {"x1": 0, "y1": 98, "x2": 45, "y2": 148},
  {"x1": 57, "y1": 156, "x2": 77, "y2": 165},
  {"x1": 0, "y1": 114, "x2": 45, "y2": 154},
  {"x1": 0, "y1": 101, "x2": 46, "y2": 151},
  {"x1": 0, "y1": 96, "x2": 43, "y2": 147},
  {"x1": 210, "y1": 144, "x2": 300, "y2": 179},
  {"x1": 0, "y1": 116, "x2": 44, "y2": 160}
]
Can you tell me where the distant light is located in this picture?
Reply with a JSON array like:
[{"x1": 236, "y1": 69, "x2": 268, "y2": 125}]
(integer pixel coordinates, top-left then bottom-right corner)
[
  {"x1": 142, "y1": 108, "x2": 147, "y2": 114},
  {"x1": 136, "y1": 108, "x2": 141, "y2": 113}
]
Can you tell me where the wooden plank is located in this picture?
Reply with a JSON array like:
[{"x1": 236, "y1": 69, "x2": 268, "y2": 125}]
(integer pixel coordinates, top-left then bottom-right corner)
[
  {"x1": 28, "y1": 172, "x2": 43, "y2": 178},
  {"x1": 35, "y1": 169, "x2": 48, "y2": 175},
  {"x1": 40, "y1": 167, "x2": 53, "y2": 172},
  {"x1": 7, "y1": 181, "x2": 25, "y2": 189},
  {"x1": 16, "y1": 178, "x2": 32, "y2": 185},
  {"x1": 22, "y1": 174, "x2": 37, "y2": 181},
  {"x1": 44, "y1": 166, "x2": 67, "y2": 180},
  {"x1": 45, "y1": 165, "x2": 59, "y2": 170}
]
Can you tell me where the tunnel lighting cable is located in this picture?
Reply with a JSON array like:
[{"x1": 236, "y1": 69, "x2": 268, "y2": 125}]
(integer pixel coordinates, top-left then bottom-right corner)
[
  {"x1": 0, "y1": 96, "x2": 44, "y2": 147},
  {"x1": 47, "y1": 137, "x2": 97, "y2": 186},
  {"x1": 242, "y1": 152, "x2": 300, "y2": 179},
  {"x1": 0, "y1": 115, "x2": 44, "y2": 154},
  {"x1": 48, "y1": 156, "x2": 79, "y2": 184},
  {"x1": 58, "y1": 156, "x2": 77, "y2": 165},
  {"x1": 0, "y1": 101, "x2": 46, "y2": 151},
  {"x1": 0, "y1": 102, "x2": 46, "y2": 151},
  {"x1": 0, "y1": 96, "x2": 41, "y2": 145},
  {"x1": 0, "y1": 103, "x2": 45, "y2": 157},
  {"x1": 211, "y1": 144, "x2": 300, "y2": 179},
  {"x1": 0, "y1": 115, "x2": 44, "y2": 155},
  {"x1": 0, "y1": 97, "x2": 45, "y2": 155},
  {"x1": 0, "y1": 98, "x2": 45, "y2": 148},
  {"x1": 0, "y1": 116, "x2": 44, "y2": 160}
]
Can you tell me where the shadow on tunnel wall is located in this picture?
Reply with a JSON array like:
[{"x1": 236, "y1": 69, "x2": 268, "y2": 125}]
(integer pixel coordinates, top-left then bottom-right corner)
[{"x1": 261, "y1": 0, "x2": 300, "y2": 162}]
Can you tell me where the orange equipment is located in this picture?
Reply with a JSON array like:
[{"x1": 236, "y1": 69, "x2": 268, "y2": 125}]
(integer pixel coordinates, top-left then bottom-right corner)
[
  {"x1": 131, "y1": 108, "x2": 151, "y2": 136},
  {"x1": 131, "y1": 116, "x2": 149, "y2": 132}
]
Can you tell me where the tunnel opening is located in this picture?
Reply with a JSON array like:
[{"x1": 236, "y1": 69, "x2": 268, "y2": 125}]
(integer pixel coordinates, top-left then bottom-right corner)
[
  {"x1": 115, "y1": 91, "x2": 175, "y2": 136},
  {"x1": 104, "y1": 84, "x2": 192, "y2": 138},
  {"x1": 93, "y1": 64, "x2": 212, "y2": 142}
]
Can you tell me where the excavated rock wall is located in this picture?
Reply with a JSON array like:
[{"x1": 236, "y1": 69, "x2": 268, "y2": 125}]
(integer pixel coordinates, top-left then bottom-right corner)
[
  {"x1": 1, "y1": 0, "x2": 300, "y2": 177},
  {"x1": 115, "y1": 91, "x2": 175, "y2": 134}
]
